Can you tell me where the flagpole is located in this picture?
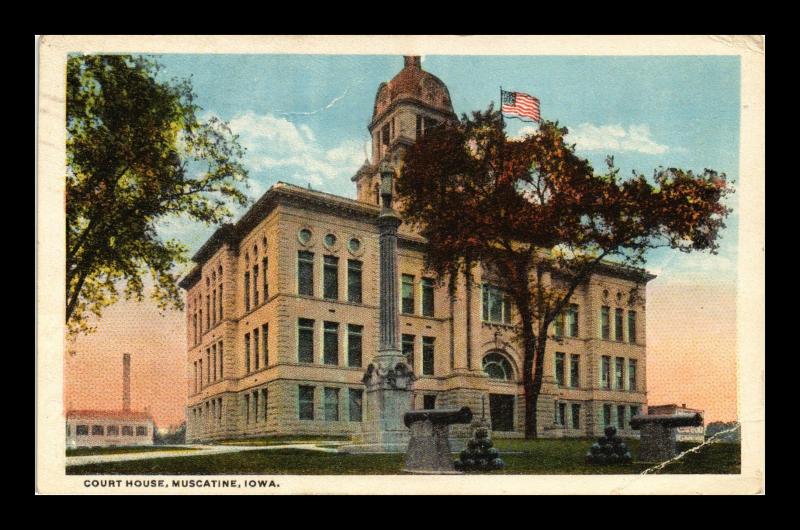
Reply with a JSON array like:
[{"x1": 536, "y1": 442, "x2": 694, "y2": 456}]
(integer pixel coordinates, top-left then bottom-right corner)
[{"x1": 499, "y1": 86, "x2": 504, "y2": 129}]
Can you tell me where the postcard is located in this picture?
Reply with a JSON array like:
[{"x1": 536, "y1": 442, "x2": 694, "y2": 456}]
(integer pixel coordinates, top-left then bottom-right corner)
[{"x1": 36, "y1": 35, "x2": 765, "y2": 494}]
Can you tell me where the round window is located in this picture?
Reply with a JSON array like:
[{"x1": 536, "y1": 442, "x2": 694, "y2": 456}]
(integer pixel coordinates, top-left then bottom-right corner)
[
  {"x1": 298, "y1": 229, "x2": 312, "y2": 244},
  {"x1": 324, "y1": 234, "x2": 337, "y2": 248},
  {"x1": 348, "y1": 238, "x2": 361, "y2": 253}
]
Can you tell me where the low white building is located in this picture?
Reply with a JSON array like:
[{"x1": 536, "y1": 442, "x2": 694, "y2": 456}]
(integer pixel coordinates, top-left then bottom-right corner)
[
  {"x1": 66, "y1": 410, "x2": 154, "y2": 449},
  {"x1": 648, "y1": 403, "x2": 705, "y2": 443}
]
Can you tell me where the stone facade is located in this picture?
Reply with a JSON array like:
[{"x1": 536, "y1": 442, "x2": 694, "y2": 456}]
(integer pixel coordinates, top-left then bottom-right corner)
[{"x1": 181, "y1": 56, "x2": 654, "y2": 443}]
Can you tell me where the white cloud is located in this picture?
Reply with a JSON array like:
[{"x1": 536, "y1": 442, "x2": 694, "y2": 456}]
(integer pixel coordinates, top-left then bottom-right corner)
[
  {"x1": 226, "y1": 111, "x2": 367, "y2": 194},
  {"x1": 566, "y1": 123, "x2": 669, "y2": 155}
]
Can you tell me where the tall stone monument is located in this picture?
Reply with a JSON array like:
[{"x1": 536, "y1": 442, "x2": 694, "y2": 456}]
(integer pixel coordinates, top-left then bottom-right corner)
[{"x1": 341, "y1": 161, "x2": 416, "y2": 453}]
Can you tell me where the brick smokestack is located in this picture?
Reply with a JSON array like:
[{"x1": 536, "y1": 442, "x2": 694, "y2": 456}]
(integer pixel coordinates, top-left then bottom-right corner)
[{"x1": 122, "y1": 353, "x2": 131, "y2": 411}]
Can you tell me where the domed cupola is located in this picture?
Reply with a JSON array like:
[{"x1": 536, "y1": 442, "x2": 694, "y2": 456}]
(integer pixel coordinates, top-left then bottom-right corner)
[
  {"x1": 355, "y1": 56, "x2": 458, "y2": 204},
  {"x1": 371, "y1": 56, "x2": 455, "y2": 123}
]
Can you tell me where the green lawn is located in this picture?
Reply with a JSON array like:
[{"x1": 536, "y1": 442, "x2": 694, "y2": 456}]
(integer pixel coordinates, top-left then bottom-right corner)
[
  {"x1": 66, "y1": 446, "x2": 198, "y2": 457},
  {"x1": 66, "y1": 438, "x2": 740, "y2": 475}
]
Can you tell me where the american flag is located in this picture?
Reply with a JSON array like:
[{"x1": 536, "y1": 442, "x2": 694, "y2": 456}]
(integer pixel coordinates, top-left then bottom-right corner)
[{"x1": 501, "y1": 89, "x2": 540, "y2": 122}]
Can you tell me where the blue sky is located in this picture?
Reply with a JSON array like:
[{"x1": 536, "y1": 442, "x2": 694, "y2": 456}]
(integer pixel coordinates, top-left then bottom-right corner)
[{"x1": 154, "y1": 54, "x2": 740, "y2": 285}]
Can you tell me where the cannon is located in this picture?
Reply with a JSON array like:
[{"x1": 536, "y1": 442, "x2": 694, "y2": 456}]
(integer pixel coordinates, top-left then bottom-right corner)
[
  {"x1": 630, "y1": 412, "x2": 703, "y2": 462},
  {"x1": 403, "y1": 407, "x2": 473, "y2": 474}
]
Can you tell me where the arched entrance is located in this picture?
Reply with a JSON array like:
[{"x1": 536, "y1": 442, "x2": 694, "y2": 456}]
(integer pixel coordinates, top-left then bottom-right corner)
[{"x1": 482, "y1": 351, "x2": 517, "y2": 432}]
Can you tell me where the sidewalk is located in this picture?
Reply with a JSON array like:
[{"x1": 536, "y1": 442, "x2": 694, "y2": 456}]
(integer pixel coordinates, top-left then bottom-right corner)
[{"x1": 66, "y1": 443, "x2": 342, "y2": 467}]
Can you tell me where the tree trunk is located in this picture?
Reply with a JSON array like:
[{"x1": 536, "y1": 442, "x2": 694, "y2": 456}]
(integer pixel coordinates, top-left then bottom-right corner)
[{"x1": 519, "y1": 306, "x2": 539, "y2": 438}]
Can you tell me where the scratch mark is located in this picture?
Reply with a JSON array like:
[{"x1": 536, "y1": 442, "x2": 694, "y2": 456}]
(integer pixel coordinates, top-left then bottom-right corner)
[
  {"x1": 277, "y1": 78, "x2": 364, "y2": 117},
  {"x1": 640, "y1": 424, "x2": 741, "y2": 475}
]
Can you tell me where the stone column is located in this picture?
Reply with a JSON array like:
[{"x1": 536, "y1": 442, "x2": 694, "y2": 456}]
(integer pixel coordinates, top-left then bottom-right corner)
[{"x1": 341, "y1": 161, "x2": 416, "y2": 453}]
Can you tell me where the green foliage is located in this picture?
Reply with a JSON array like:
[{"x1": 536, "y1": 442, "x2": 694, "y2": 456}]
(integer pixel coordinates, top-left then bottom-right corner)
[
  {"x1": 396, "y1": 105, "x2": 733, "y2": 437},
  {"x1": 66, "y1": 55, "x2": 249, "y2": 334}
]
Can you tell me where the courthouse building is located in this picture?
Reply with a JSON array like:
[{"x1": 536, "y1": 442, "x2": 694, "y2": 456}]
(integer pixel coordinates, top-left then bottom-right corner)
[{"x1": 181, "y1": 56, "x2": 654, "y2": 442}]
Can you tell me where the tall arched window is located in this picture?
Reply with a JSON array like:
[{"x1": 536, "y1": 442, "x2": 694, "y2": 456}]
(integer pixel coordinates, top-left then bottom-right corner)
[{"x1": 483, "y1": 352, "x2": 514, "y2": 381}]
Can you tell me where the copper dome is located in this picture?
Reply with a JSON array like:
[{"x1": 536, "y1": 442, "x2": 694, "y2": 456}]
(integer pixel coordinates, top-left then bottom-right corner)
[{"x1": 371, "y1": 56, "x2": 455, "y2": 125}]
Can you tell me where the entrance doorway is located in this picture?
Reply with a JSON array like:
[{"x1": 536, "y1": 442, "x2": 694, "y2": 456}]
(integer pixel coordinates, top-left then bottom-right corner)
[{"x1": 489, "y1": 394, "x2": 515, "y2": 432}]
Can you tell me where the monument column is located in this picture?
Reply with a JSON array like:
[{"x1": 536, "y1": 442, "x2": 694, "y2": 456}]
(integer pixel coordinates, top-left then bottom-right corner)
[{"x1": 341, "y1": 161, "x2": 416, "y2": 453}]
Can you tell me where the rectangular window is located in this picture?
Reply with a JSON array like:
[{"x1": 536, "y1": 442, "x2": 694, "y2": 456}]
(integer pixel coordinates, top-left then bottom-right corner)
[
  {"x1": 206, "y1": 295, "x2": 210, "y2": 328},
  {"x1": 324, "y1": 387, "x2": 340, "y2": 421},
  {"x1": 193, "y1": 314, "x2": 197, "y2": 345},
  {"x1": 423, "y1": 394, "x2": 437, "y2": 410},
  {"x1": 402, "y1": 334, "x2": 415, "y2": 366},
  {"x1": 617, "y1": 405, "x2": 626, "y2": 430},
  {"x1": 482, "y1": 284, "x2": 511, "y2": 324},
  {"x1": 571, "y1": 403, "x2": 581, "y2": 429},
  {"x1": 105, "y1": 425, "x2": 118, "y2": 436},
  {"x1": 628, "y1": 359, "x2": 637, "y2": 391},
  {"x1": 555, "y1": 352, "x2": 565, "y2": 386},
  {"x1": 212, "y1": 344, "x2": 217, "y2": 381},
  {"x1": 244, "y1": 272, "x2": 250, "y2": 311},
  {"x1": 401, "y1": 274, "x2": 415, "y2": 314},
  {"x1": 570, "y1": 354, "x2": 580, "y2": 388},
  {"x1": 298, "y1": 251, "x2": 314, "y2": 296},
  {"x1": 628, "y1": 310, "x2": 637, "y2": 343},
  {"x1": 253, "y1": 328, "x2": 260, "y2": 371},
  {"x1": 557, "y1": 402, "x2": 567, "y2": 426},
  {"x1": 136, "y1": 426, "x2": 147, "y2": 436},
  {"x1": 381, "y1": 123, "x2": 390, "y2": 146},
  {"x1": 122, "y1": 426, "x2": 134, "y2": 436},
  {"x1": 323, "y1": 256, "x2": 339, "y2": 300},
  {"x1": 199, "y1": 359, "x2": 203, "y2": 388},
  {"x1": 206, "y1": 349, "x2": 210, "y2": 383},
  {"x1": 601, "y1": 356, "x2": 610, "y2": 389},
  {"x1": 349, "y1": 389, "x2": 363, "y2": 422},
  {"x1": 323, "y1": 322, "x2": 339, "y2": 365},
  {"x1": 347, "y1": 259, "x2": 362, "y2": 304},
  {"x1": 244, "y1": 333, "x2": 251, "y2": 373},
  {"x1": 601, "y1": 306, "x2": 610, "y2": 339},
  {"x1": 91, "y1": 425, "x2": 104, "y2": 436},
  {"x1": 199, "y1": 309, "x2": 203, "y2": 334},
  {"x1": 422, "y1": 336, "x2": 435, "y2": 376},
  {"x1": 262, "y1": 257, "x2": 269, "y2": 301},
  {"x1": 603, "y1": 404, "x2": 612, "y2": 427},
  {"x1": 421, "y1": 277, "x2": 435, "y2": 317},
  {"x1": 212, "y1": 289, "x2": 216, "y2": 325},
  {"x1": 347, "y1": 324, "x2": 363, "y2": 368},
  {"x1": 218, "y1": 284, "x2": 223, "y2": 320},
  {"x1": 253, "y1": 264, "x2": 259, "y2": 306},
  {"x1": 615, "y1": 308, "x2": 624, "y2": 341},
  {"x1": 219, "y1": 341, "x2": 224, "y2": 379},
  {"x1": 615, "y1": 357, "x2": 624, "y2": 390},
  {"x1": 298, "y1": 319, "x2": 315, "y2": 363},
  {"x1": 629, "y1": 405, "x2": 640, "y2": 428},
  {"x1": 262, "y1": 389, "x2": 268, "y2": 422},
  {"x1": 568, "y1": 304, "x2": 579, "y2": 337},
  {"x1": 193, "y1": 361, "x2": 198, "y2": 393},
  {"x1": 244, "y1": 394, "x2": 250, "y2": 424},
  {"x1": 253, "y1": 390, "x2": 259, "y2": 423},
  {"x1": 261, "y1": 324, "x2": 269, "y2": 367},
  {"x1": 554, "y1": 313, "x2": 564, "y2": 338}
]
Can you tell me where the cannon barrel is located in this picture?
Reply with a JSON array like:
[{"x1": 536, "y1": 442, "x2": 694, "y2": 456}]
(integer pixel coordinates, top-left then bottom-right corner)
[
  {"x1": 629, "y1": 412, "x2": 703, "y2": 430},
  {"x1": 404, "y1": 407, "x2": 473, "y2": 428}
]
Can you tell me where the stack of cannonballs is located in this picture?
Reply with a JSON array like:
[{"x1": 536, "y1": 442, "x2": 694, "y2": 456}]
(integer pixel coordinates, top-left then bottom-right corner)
[
  {"x1": 454, "y1": 425, "x2": 505, "y2": 471},
  {"x1": 586, "y1": 426, "x2": 632, "y2": 465}
]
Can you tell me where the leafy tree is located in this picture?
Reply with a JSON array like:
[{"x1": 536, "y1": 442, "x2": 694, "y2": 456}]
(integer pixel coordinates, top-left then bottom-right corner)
[
  {"x1": 66, "y1": 55, "x2": 249, "y2": 334},
  {"x1": 396, "y1": 106, "x2": 732, "y2": 438}
]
